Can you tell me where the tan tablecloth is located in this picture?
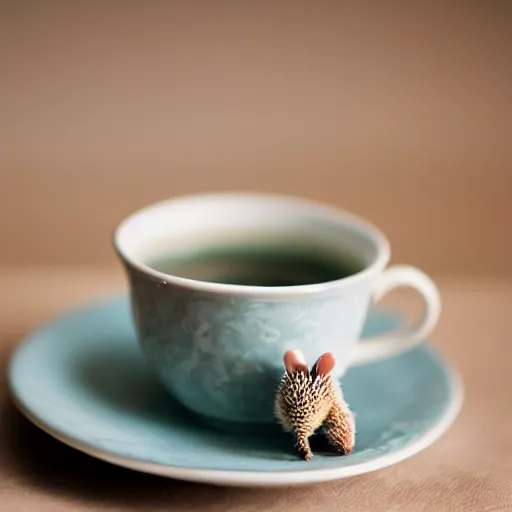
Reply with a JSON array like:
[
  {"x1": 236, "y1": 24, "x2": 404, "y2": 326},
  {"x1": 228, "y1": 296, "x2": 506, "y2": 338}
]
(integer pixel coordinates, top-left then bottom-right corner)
[{"x1": 1, "y1": 268, "x2": 511, "y2": 511}]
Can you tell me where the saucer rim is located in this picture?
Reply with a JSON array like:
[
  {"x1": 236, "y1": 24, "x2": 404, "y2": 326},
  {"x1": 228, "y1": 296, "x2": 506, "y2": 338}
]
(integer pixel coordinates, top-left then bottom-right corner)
[
  {"x1": 9, "y1": 322, "x2": 464, "y2": 487},
  {"x1": 10, "y1": 375, "x2": 463, "y2": 487}
]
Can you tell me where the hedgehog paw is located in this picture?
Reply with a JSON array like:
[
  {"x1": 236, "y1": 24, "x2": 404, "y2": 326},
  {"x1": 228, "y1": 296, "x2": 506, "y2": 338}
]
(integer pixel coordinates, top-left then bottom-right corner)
[
  {"x1": 297, "y1": 446, "x2": 313, "y2": 460},
  {"x1": 295, "y1": 434, "x2": 313, "y2": 461}
]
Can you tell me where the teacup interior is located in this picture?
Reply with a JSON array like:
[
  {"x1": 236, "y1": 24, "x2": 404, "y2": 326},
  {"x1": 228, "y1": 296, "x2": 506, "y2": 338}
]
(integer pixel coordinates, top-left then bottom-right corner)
[
  {"x1": 145, "y1": 230, "x2": 365, "y2": 286},
  {"x1": 114, "y1": 194, "x2": 386, "y2": 287}
]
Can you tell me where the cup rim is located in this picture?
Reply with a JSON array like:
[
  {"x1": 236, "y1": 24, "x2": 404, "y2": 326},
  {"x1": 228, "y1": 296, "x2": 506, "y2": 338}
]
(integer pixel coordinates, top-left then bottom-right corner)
[{"x1": 112, "y1": 191, "x2": 391, "y2": 297}]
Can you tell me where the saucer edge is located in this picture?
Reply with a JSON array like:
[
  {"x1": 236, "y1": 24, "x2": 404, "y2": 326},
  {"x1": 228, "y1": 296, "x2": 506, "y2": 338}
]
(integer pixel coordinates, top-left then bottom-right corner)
[{"x1": 9, "y1": 361, "x2": 464, "y2": 487}]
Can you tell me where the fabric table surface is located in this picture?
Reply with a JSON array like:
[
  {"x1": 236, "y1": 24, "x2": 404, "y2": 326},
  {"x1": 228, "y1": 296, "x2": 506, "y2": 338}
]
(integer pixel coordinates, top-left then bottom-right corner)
[{"x1": 0, "y1": 268, "x2": 511, "y2": 512}]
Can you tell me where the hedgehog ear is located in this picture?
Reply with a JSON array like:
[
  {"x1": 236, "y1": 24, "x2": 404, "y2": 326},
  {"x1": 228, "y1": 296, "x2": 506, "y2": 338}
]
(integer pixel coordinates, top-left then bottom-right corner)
[
  {"x1": 284, "y1": 350, "x2": 309, "y2": 373},
  {"x1": 311, "y1": 352, "x2": 336, "y2": 378}
]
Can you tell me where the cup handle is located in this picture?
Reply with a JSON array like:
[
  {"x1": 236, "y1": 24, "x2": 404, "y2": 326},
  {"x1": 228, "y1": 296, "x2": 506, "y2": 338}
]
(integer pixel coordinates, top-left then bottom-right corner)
[{"x1": 351, "y1": 265, "x2": 441, "y2": 365}]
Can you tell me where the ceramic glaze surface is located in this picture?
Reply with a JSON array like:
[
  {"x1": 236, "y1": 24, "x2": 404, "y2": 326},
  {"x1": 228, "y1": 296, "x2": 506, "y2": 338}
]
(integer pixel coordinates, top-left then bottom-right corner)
[
  {"x1": 114, "y1": 193, "x2": 441, "y2": 424},
  {"x1": 129, "y1": 269, "x2": 374, "y2": 423},
  {"x1": 8, "y1": 295, "x2": 462, "y2": 486}
]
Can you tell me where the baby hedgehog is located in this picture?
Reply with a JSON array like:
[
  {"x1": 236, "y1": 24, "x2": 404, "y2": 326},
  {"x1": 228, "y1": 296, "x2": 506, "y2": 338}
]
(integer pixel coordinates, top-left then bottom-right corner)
[{"x1": 274, "y1": 350, "x2": 355, "y2": 460}]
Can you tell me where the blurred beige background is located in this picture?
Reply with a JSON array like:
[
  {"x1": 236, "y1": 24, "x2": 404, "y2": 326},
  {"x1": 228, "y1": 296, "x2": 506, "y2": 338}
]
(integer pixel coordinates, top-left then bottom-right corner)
[
  {"x1": 1, "y1": 2, "x2": 511, "y2": 276},
  {"x1": 1, "y1": 5, "x2": 512, "y2": 512}
]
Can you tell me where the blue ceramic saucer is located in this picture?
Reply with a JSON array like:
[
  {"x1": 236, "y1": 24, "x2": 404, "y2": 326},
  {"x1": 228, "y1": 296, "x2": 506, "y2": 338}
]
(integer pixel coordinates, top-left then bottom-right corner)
[{"x1": 8, "y1": 295, "x2": 463, "y2": 487}]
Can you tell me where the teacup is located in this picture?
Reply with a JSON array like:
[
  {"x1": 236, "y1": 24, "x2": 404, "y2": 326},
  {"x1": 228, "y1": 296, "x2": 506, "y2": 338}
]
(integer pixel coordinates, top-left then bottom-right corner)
[{"x1": 113, "y1": 192, "x2": 441, "y2": 427}]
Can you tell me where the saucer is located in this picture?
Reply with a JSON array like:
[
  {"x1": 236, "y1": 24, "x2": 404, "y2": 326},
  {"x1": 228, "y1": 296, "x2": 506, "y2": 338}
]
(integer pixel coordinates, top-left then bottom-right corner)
[{"x1": 8, "y1": 295, "x2": 463, "y2": 487}]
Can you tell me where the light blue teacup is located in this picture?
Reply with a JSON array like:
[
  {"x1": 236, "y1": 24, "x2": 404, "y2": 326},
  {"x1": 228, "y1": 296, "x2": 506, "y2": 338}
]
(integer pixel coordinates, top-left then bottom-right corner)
[{"x1": 113, "y1": 192, "x2": 440, "y2": 428}]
